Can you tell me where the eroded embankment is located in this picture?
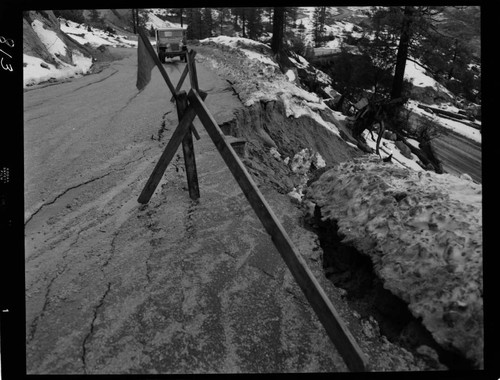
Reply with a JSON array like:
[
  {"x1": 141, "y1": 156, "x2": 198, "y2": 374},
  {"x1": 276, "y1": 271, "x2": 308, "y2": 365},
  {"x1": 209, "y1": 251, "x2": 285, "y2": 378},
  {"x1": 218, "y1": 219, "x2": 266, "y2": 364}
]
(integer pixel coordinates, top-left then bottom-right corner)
[
  {"x1": 305, "y1": 156, "x2": 483, "y2": 369},
  {"x1": 218, "y1": 97, "x2": 361, "y2": 196},
  {"x1": 220, "y1": 98, "x2": 454, "y2": 371}
]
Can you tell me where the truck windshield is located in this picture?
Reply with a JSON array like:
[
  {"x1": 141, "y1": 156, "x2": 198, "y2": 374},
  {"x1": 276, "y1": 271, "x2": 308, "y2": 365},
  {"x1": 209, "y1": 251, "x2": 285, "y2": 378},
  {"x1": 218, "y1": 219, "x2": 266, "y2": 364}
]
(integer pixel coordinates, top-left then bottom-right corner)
[{"x1": 159, "y1": 30, "x2": 184, "y2": 38}]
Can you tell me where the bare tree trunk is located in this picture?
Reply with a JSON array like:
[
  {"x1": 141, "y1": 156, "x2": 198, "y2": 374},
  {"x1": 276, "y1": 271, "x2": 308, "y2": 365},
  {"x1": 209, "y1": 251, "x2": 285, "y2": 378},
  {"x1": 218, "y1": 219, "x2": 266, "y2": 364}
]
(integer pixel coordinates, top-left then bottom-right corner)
[
  {"x1": 391, "y1": 6, "x2": 413, "y2": 100},
  {"x1": 271, "y1": 7, "x2": 285, "y2": 54}
]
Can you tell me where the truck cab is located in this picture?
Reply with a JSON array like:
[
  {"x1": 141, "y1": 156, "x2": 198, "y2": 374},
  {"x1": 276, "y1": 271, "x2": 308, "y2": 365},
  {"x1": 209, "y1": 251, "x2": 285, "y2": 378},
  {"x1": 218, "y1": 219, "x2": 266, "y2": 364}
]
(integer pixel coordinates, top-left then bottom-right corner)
[{"x1": 155, "y1": 27, "x2": 187, "y2": 63}]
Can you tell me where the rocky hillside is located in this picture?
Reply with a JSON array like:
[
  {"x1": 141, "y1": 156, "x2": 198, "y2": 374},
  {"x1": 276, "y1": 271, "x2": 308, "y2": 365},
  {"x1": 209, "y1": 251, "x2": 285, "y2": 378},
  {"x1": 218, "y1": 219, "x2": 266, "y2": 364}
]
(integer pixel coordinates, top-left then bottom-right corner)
[{"x1": 23, "y1": 11, "x2": 93, "y2": 69}]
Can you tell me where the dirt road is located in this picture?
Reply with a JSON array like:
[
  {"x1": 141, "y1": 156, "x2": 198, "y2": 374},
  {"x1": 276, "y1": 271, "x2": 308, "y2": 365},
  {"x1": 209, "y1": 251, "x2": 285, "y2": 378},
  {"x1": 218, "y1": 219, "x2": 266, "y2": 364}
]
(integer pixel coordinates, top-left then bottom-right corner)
[
  {"x1": 432, "y1": 130, "x2": 481, "y2": 183},
  {"x1": 24, "y1": 47, "x2": 349, "y2": 374}
]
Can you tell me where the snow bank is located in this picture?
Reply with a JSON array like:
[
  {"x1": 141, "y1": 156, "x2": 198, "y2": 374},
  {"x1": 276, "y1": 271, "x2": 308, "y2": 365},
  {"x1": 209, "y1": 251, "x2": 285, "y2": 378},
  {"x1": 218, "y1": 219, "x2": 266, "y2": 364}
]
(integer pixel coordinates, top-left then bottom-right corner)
[
  {"x1": 60, "y1": 19, "x2": 137, "y2": 48},
  {"x1": 307, "y1": 155, "x2": 483, "y2": 368},
  {"x1": 25, "y1": 17, "x2": 137, "y2": 87},
  {"x1": 23, "y1": 51, "x2": 92, "y2": 87},
  {"x1": 405, "y1": 61, "x2": 453, "y2": 98},
  {"x1": 32, "y1": 19, "x2": 68, "y2": 56},
  {"x1": 361, "y1": 129, "x2": 423, "y2": 172},
  {"x1": 200, "y1": 36, "x2": 343, "y2": 140}
]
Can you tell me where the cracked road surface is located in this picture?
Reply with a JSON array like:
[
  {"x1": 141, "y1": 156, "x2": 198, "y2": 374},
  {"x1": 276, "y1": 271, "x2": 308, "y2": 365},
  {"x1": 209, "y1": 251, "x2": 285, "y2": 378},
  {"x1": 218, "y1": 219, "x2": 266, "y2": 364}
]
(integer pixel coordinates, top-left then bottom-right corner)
[{"x1": 24, "y1": 47, "x2": 347, "y2": 373}]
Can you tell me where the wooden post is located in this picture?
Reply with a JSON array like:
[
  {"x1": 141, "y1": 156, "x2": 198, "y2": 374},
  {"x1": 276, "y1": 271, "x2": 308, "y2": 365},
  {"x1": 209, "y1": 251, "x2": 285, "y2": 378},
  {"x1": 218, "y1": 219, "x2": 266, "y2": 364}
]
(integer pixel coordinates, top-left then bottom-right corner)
[
  {"x1": 187, "y1": 89, "x2": 369, "y2": 372},
  {"x1": 170, "y1": 50, "x2": 197, "y2": 102},
  {"x1": 186, "y1": 49, "x2": 200, "y2": 91},
  {"x1": 177, "y1": 92, "x2": 200, "y2": 200},
  {"x1": 137, "y1": 91, "x2": 207, "y2": 204}
]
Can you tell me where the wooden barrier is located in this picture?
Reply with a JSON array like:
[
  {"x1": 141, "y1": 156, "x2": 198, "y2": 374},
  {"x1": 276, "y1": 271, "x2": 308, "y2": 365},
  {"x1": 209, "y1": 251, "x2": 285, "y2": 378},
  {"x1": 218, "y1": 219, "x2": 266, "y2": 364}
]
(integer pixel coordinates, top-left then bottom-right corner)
[
  {"x1": 187, "y1": 89, "x2": 369, "y2": 372},
  {"x1": 136, "y1": 30, "x2": 369, "y2": 371},
  {"x1": 137, "y1": 91, "x2": 207, "y2": 204},
  {"x1": 137, "y1": 29, "x2": 203, "y2": 202}
]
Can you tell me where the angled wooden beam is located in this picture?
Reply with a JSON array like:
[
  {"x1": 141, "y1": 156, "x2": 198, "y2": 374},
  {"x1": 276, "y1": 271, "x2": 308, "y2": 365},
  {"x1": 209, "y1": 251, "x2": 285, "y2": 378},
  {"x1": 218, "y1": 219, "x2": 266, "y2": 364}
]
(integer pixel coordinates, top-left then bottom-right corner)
[
  {"x1": 137, "y1": 28, "x2": 177, "y2": 99},
  {"x1": 137, "y1": 29, "x2": 200, "y2": 141},
  {"x1": 177, "y1": 92, "x2": 200, "y2": 200},
  {"x1": 137, "y1": 90, "x2": 207, "y2": 204},
  {"x1": 186, "y1": 49, "x2": 199, "y2": 91},
  {"x1": 170, "y1": 50, "x2": 197, "y2": 103},
  {"x1": 187, "y1": 89, "x2": 369, "y2": 372}
]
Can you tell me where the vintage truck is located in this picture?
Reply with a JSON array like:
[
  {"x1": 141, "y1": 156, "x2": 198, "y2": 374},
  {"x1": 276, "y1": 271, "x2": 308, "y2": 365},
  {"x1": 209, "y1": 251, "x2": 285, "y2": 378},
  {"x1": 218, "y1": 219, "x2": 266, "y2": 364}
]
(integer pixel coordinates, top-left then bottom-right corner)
[{"x1": 155, "y1": 27, "x2": 187, "y2": 63}]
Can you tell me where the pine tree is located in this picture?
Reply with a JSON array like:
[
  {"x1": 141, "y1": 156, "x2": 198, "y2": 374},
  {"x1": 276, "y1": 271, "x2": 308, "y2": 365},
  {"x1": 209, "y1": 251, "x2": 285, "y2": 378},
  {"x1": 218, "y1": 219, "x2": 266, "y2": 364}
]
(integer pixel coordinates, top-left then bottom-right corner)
[
  {"x1": 271, "y1": 7, "x2": 285, "y2": 54},
  {"x1": 217, "y1": 8, "x2": 227, "y2": 35},
  {"x1": 186, "y1": 8, "x2": 203, "y2": 40},
  {"x1": 285, "y1": 7, "x2": 298, "y2": 33},
  {"x1": 202, "y1": 8, "x2": 214, "y2": 38},
  {"x1": 88, "y1": 9, "x2": 102, "y2": 27},
  {"x1": 360, "y1": 6, "x2": 448, "y2": 99},
  {"x1": 137, "y1": 9, "x2": 149, "y2": 30},
  {"x1": 391, "y1": 6, "x2": 414, "y2": 99},
  {"x1": 247, "y1": 8, "x2": 263, "y2": 40},
  {"x1": 312, "y1": 7, "x2": 327, "y2": 47}
]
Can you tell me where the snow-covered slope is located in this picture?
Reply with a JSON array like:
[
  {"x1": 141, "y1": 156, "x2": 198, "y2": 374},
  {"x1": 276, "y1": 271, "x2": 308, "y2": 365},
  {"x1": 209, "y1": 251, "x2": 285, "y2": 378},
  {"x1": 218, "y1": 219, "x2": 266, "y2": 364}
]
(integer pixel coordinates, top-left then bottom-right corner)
[
  {"x1": 24, "y1": 12, "x2": 137, "y2": 88},
  {"x1": 199, "y1": 36, "x2": 343, "y2": 138},
  {"x1": 60, "y1": 19, "x2": 137, "y2": 48}
]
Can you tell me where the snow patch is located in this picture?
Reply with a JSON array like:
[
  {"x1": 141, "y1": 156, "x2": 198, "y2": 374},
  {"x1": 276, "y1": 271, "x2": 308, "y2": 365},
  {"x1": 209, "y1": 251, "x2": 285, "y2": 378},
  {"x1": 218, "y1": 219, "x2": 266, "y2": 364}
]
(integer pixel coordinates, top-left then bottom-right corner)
[
  {"x1": 285, "y1": 69, "x2": 296, "y2": 82},
  {"x1": 32, "y1": 19, "x2": 67, "y2": 56}
]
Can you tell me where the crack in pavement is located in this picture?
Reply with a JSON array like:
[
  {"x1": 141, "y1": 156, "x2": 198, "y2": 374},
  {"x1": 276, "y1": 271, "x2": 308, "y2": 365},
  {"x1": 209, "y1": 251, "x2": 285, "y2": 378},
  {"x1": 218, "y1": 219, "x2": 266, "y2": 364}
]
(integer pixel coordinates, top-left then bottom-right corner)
[
  {"x1": 26, "y1": 226, "x2": 88, "y2": 343},
  {"x1": 25, "y1": 172, "x2": 113, "y2": 227},
  {"x1": 79, "y1": 225, "x2": 123, "y2": 372},
  {"x1": 225, "y1": 79, "x2": 243, "y2": 102},
  {"x1": 72, "y1": 69, "x2": 119, "y2": 93},
  {"x1": 25, "y1": 113, "x2": 51, "y2": 123},
  {"x1": 25, "y1": 146, "x2": 151, "y2": 229},
  {"x1": 102, "y1": 232, "x2": 119, "y2": 270},
  {"x1": 81, "y1": 281, "x2": 112, "y2": 374},
  {"x1": 108, "y1": 90, "x2": 143, "y2": 125}
]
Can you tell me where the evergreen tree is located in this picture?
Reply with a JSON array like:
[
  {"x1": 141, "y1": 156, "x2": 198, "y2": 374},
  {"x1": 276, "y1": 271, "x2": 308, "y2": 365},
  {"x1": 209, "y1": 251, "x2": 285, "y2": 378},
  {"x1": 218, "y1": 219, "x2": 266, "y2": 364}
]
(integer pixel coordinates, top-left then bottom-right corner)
[
  {"x1": 271, "y1": 7, "x2": 285, "y2": 54},
  {"x1": 202, "y1": 8, "x2": 214, "y2": 38},
  {"x1": 54, "y1": 9, "x2": 85, "y2": 24},
  {"x1": 285, "y1": 7, "x2": 299, "y2": 33},
  {"x1": 368, "y1": 6, "x2": 480, "y2": 101},
  {"x1": 217, "y1": 8, "x2": 228, "y2": 35},
  {"x1": 88, "y1": 9, "x2": 103, "y2": 27},
  {"x1": 312, "y1": 7, "x2": 327, "y2": 47},
  {"x1": 137, "y1": 9, "x2": 149, "y2": 30},
  {"x1": 391, "y1": 6, "x2": 413, "y2": 99},
  {"x1": 186, "y1": 8, "x2": 203, "y2": 40},
  {"x1": 359, "y1": 6, "x2": 445, "y2": 99},
  {"x1": 247, "y1": 8, "x2": 263, "y2": 40}
]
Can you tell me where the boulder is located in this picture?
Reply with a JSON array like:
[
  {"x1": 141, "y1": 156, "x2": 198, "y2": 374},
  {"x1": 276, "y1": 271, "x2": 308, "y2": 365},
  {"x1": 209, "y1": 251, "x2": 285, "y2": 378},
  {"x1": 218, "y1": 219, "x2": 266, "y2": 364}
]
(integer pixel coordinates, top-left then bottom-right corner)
[
  {"x1": 395, "y1": 140, "x2": 412, "y2": 159},
  {"x1": 383, "y1": 130, "x2": 397, "y2": 141}
]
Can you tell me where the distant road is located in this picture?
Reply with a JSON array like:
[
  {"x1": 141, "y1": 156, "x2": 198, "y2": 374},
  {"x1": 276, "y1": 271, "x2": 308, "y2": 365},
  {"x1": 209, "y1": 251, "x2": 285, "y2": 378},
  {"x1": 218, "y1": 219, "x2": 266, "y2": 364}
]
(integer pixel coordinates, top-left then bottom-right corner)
[
  {"x1": 331, "y1": 7, "x2": 355, "y2": 20},
  {"x1": 433, "y1": 130, "x2": 481, "y2": 183}
]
